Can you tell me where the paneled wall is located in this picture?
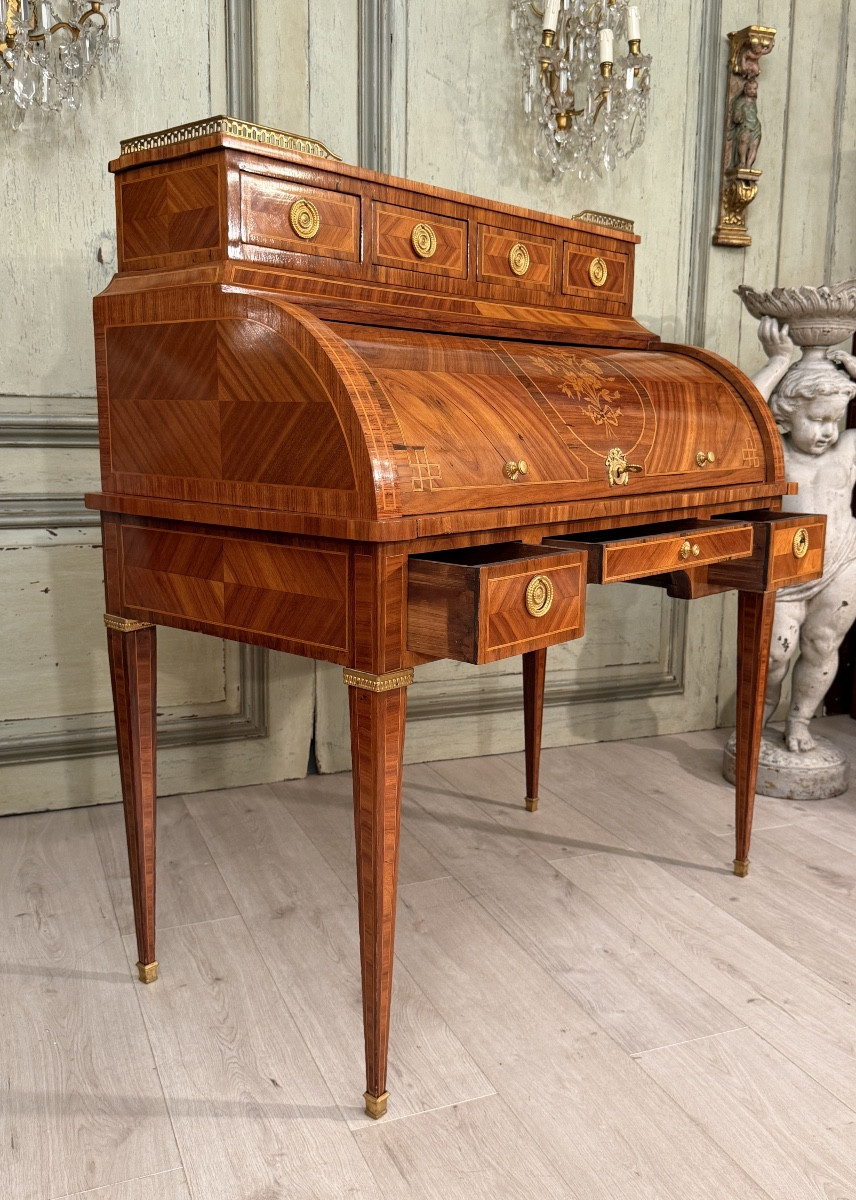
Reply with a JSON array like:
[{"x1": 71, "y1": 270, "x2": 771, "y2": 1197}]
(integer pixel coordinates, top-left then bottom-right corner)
[
  {"x1": 0, "y1": 0, "x2": 314, "y2": 814},
  {"x1": 2, "y1": 1, "x2": 854, "y2": 811}
]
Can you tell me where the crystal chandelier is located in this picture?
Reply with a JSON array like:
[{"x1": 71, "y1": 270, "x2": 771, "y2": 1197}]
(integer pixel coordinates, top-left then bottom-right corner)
[
  {"x1": 0, "y1": 0, "x2": 120, "y2": 123},
  {"x1": 511, "y1": 0, "x2": 652, "y2": 180}
]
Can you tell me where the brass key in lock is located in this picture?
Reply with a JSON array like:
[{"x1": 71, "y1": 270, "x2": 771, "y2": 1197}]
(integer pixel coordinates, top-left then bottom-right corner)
[{"x1": 605, "y1": 447, "x2": 643, "y2": 487}]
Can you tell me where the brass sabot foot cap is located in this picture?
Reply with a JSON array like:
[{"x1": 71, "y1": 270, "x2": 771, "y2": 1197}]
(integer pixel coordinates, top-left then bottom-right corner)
[
  {"x1": 525, "y1": 796, "x2": 539, "y2": 812},
  {"x1": 733, "y1": 858, "x2": 750, "y2": 878},
  {"x1": 364, "y1": 1090, "x2": 389, "y2": 1119},
  {"x1": 137, "y1": 960, "x2": 159, "y2": 983}
]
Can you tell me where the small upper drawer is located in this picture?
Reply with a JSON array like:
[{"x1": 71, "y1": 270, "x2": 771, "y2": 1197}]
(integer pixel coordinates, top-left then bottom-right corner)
[
  {"x1": 545, "y1": 520, "x2": 754, "y2": 585},
  {"x1": 706, "y1": 511, "x2": 827, "y2": 592},
  {"x1": 477, "y1": 225, "x2": 555, "y2": 290},
  {"x1": 372, "y1": 201, "x2": 468, "y2": 278},
  {"x1": 408, "y1": 542, "x2": 586, "y2": 664},
  {"x1": 562, "y1": 240, "x2": 631, "y2": 308},
  {"x1": 241, "y1": 173, "x2": 360, "y2": 261}
]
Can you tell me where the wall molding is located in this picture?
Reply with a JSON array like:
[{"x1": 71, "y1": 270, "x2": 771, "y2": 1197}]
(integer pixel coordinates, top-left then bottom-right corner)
[
  {"x1": 358, "y1": 0, "x2": 394, "y2": 172},
  {"x1": 0, "y1": 8, "x2": 271, "y2": 775},
  {"x1": 0, "y1": 644, "x2": 268, "y2": 766},
  {"x1": 409, "y1": 598, "x2": 688, "y2": 722},
  {"x1": 0, "y1": 493, "x2": 270, "y2": 762},
  {"x1": 0, "y1": 412, "x2": 99, "y2": 448},
  {"x1": 686, "y1": 0, "x2": 723, "y2": 348},
  {"x1": 0, "y1": 495, "x2": 99, "y2": 529},
  {"x1": 225, "y1": 0, "x2": 256, "y2": 122}
]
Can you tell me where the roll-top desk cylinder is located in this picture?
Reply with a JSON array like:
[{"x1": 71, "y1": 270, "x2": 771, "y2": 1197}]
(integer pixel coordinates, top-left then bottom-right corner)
[{"x1": 86, "y1": 117, "x2": 825, "y2": 1119}]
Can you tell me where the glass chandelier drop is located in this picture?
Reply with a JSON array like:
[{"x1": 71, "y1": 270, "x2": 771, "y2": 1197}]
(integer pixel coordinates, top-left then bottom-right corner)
[
  {"x1": 511, "y1": 0, "x2": 652, "y2": 180},
  {"x1": 0, "y1": 0, "x2": 120, "y2": 123}
]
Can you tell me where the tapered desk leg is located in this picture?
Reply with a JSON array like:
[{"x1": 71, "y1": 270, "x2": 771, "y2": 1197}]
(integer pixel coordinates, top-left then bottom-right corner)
[
  {"x1": 522, "y1": 648, "x2": 547, "y2": 811},
  {"x1": 105, "y1": 615, "x2": 158, "y2": 983},
  {"x1": 733, "y1": 590, "x2": 776, "y2": 877},
  {"x1": 347, "y1": 667, "x2": 411, "y2": 1119}
]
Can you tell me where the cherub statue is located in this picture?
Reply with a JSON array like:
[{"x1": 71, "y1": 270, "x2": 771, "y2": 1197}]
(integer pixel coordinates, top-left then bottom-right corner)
[{"x1": 754, "y1": 316, "x2": 856, "y2": 751}]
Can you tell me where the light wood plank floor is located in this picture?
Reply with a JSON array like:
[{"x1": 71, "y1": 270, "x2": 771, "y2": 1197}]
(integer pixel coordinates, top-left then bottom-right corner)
[{"x1": 3, "y1": 716, "x2": 856, "y2": 1199}]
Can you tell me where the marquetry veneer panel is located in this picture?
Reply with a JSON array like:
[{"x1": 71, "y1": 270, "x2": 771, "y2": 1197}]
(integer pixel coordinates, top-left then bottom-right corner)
[
  {"x1": 407, "y1": 542, "x2": 586, "y2": 664},
  {"x1": 104, "y1": 317, "x2": 357, "y2": 497},
  {"x1": 241, "y1": 172, "x2": 361, "y2": 262},
  {"x1": 119, "y1": 523, "x2": 350, "y2": 660},
  {"x1": 477, "y1": 225, "x2": 555, "y2": 290},
  {"x1": 562, "y1": 239, "x2": 632, "y2": 313},
  {"x1": 372, "y1": 201, "x2": 468, "y2": 278},
  {"x1": 119, "y1": 162, "x2": 222, "y2": 268}
]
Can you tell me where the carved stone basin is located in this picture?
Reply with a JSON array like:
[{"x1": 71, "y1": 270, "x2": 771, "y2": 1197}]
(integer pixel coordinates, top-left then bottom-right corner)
[{"x1": 737, "y1": 281, "x2": 856, "y2": 347}]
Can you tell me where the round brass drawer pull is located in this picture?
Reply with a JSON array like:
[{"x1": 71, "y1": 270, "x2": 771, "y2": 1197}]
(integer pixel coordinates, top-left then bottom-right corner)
[
  {"x1": 289, "y1": 198, "x2": 321, "y2": 240},
  {"x1": 525, "y1": 574, "x2": 554, "y2": 618},
  {"x1": 504, "y1": 459, "x2": 529, "y2": 480},
  {"x1": 792, "y1": 527, "x2": 809, "y2": 559},
  {"x1": 411, "y1": 222, "x2": 437, "y2": 259},
  {"x1": 509, "y1": 242, "x2": 530, "y2": 276},
  {"x1": 692, "y1": 543, "x2": 701, "y2": 557},
  {"x1": 589, "y1": 256, "x2": 608, "y2": 287},
  {"x1": 696, "y1": 450, "x2": 716, "y2": 467},
  {"x1": 680, "y1": 541, "x2": 702, "y2": 561}
]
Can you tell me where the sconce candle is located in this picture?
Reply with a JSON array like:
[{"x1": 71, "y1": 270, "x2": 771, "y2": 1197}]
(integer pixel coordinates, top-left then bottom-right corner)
[
  {"x1": 598, "y1": 28, "x2": 613, "y2": 64},
  {"x1": 626, "y1": 7, "x2": 641, "y2": 42},
  {"x1": 542, "y1": 0, "x2": 561, "y2": 33}
]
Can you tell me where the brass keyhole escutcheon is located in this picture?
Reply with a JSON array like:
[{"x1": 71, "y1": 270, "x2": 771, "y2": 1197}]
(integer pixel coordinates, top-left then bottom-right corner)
[
  {"x1": 589, "y1": 256, "x2": 608, "y2": 287},
  {"x1": 525, "y1": 574, "x2": 554, "y2": 618},
  {"x1": 605, "y1": 447, "x2": 642, "y2": 487},
  {"x1": 411, "y1": 222, "x2": 437, "y2": 258},
  {"x1": 289, "y1": 198, "x2": 321, "y2": 240},
  {"x1": 509, "y1": 242, "x2": 530, "y2": 276},
  {"x1": 504, "y1": 459, "x2": 529, "y2": 480},
  {"x1": 792, "y1": 527, "x2": 809, "y2": 559}
]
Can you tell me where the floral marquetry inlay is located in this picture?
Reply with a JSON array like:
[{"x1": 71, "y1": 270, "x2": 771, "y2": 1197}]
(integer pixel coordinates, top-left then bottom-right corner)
[{"x1": 516, "y1": 348, "x2": 652, "y2": 463}]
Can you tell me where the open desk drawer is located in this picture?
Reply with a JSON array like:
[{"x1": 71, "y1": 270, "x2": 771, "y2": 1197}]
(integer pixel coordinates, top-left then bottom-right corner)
[
  {"x1": 407, "y1": 542, "x2": 586, "y2": 664},
  {"x1": 544, "y1": 519, "x2": 754, "y2": 584},
  {"x1": 706, "y1": 510, "x2": 826, "y2": 591}
]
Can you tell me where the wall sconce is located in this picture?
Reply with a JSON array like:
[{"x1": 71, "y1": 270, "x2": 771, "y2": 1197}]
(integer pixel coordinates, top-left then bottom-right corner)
[
  {"x1": 0, "y1": 0, "x2": 120, "y2": 124},
  {"x1": 511, "y1": 0, "x2": 652, "y2": 180}
]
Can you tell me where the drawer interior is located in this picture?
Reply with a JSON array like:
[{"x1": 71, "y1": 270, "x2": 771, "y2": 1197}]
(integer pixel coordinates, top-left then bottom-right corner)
[
  {"x1": 410, "y1": 541, "x2": 555, "y2": 568},
  {"x1": 546, "y1": 518, "x2": 737, "y2": 546},
  {"x1": 408, "y1": 541, "x2": 587, "y2": 665}
]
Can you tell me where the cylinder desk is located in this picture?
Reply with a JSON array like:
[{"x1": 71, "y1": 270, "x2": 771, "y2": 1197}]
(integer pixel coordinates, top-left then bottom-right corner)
[{"x1": 85, "y1": 117, "x2": 826, "y2": 1118}]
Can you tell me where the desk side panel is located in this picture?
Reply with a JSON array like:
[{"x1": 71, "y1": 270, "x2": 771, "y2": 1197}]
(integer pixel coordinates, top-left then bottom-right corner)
[{"x1": 112, "y1": 516, "x2": 352, "y2": 663}]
